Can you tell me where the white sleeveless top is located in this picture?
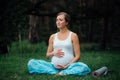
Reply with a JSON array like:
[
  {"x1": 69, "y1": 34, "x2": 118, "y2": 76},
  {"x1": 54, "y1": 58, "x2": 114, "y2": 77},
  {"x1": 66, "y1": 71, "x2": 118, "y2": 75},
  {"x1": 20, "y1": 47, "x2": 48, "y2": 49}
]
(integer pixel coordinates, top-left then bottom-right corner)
[{"x1": 51, "y1": 32, "x2": 74, "y2": 68}]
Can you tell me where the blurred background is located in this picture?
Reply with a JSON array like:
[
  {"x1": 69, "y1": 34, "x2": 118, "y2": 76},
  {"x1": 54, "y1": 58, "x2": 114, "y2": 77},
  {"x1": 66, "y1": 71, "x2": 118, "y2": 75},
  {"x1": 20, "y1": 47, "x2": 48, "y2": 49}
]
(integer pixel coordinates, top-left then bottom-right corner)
[{"x1": 0, "y1": 0, "x2": 120, "y2": 54}]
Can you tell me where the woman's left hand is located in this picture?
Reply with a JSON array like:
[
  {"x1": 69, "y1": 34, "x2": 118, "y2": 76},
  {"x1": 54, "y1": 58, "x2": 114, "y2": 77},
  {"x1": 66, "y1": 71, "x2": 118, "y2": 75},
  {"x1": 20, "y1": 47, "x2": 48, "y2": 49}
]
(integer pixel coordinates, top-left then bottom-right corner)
[{"x1": 56, "y1": 64, "x2": 68, "y2": 70}]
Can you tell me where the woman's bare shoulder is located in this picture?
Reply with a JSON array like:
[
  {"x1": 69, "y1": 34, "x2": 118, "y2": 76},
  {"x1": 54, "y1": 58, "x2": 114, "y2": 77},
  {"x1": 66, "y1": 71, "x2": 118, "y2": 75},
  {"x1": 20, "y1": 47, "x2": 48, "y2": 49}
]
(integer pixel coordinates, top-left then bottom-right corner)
[
  {"x1": 49, "y1": 33, "x2": 56, "y2": 40},
  {"x1": 50, "y1": 34, "x2": 54, "y2": 38},
  {"x1": 71, "y1": 32, "x2": 78, "y2": 38}
]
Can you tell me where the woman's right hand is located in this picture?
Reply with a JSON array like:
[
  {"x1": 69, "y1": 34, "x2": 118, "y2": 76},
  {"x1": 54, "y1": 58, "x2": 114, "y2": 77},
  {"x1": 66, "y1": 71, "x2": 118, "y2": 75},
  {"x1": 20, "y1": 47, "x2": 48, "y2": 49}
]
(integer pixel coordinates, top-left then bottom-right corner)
[{"x1": 53, "y1": 49, "x2": 64, "y2": 57}]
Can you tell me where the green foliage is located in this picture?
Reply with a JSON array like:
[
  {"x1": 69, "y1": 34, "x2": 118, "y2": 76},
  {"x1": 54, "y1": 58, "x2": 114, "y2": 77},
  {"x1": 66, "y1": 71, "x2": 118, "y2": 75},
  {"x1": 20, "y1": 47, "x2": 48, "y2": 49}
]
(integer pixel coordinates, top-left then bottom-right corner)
[
  {"x1": 81, "y1": 43, "x2": 100, "y2": 51},
  {"x1": 9, "y1": 40, "x2": 47, "y2": 54}
]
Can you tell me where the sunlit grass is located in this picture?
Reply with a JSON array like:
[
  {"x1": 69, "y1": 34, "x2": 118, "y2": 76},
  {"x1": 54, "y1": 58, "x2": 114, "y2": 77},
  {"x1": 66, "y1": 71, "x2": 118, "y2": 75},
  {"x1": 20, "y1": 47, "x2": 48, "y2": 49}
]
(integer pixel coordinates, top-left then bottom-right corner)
[{"x1": 0, "y1": 41, "x2": 120, "y2": 80}]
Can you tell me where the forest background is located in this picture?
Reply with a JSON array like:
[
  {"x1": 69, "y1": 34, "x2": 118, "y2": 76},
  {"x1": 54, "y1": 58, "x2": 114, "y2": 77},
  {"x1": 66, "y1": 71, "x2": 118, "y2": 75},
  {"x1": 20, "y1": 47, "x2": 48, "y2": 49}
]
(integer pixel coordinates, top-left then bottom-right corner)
[{"x1": 0, "y1": 0, "x2": 120, "y2": 53}]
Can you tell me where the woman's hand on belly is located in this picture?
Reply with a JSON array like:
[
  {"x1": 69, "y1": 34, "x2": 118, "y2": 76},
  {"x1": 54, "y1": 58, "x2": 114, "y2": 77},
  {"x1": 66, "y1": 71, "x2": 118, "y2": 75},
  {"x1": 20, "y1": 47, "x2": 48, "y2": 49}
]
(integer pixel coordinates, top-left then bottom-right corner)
[
  {"x1": 54, "y1": 49, "x2": 64, "y2": 58},
  {"x1": 56, "y1": 64, "x2": 67, "y2": 69},
  {"x1": 56, "y1": 63, "x2": 71, "y2": 70}
]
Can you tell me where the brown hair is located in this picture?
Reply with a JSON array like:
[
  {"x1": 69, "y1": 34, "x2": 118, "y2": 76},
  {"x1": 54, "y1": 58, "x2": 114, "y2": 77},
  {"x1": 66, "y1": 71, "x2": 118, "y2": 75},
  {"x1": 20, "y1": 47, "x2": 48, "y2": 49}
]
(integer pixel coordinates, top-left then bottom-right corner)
[{"x1": 57, "y1": 12, "x2": 70, "y2": 24}]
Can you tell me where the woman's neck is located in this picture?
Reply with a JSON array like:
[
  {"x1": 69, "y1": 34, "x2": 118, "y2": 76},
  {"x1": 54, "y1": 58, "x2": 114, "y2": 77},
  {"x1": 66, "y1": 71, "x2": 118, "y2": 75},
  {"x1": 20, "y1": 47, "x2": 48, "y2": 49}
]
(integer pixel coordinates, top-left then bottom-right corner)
[{"x1": 59, "y1": 27, "x2": 69, "y2": 34}]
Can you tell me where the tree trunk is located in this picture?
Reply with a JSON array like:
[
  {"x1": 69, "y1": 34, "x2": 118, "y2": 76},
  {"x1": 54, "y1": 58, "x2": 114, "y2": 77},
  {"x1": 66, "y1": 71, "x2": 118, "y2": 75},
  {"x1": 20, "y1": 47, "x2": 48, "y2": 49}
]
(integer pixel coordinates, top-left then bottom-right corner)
[
  {"x1": 44, "y1": 16, "x2": 50, "y2": 44},
  {"x1": 28, "y1": 15, "x2": 40, "y2": 43},
  {"x1": 100, "y1": 17, "x2": 108, "y2": 50}
]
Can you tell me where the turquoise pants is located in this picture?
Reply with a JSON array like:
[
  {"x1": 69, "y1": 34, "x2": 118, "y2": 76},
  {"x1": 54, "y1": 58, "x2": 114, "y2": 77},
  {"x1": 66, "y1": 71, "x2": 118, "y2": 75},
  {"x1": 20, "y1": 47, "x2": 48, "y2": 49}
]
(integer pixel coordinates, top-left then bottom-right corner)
[{"x1": 27, "y1": 59, "x2": 91, "y2": 76}]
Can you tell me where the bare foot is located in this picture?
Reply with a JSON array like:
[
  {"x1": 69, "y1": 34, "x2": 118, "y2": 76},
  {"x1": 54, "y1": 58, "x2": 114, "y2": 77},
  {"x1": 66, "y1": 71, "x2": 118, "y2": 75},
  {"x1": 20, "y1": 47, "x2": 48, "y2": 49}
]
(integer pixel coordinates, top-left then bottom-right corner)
[{"x1": 56, "y1": 72, "x2": 67, "y2": 76}]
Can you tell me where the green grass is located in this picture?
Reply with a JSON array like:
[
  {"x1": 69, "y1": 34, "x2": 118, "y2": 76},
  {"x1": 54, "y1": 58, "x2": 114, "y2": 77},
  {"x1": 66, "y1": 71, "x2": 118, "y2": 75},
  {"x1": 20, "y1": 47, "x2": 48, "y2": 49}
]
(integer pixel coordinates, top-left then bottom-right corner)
[{"x1": 0, "y1": 41, "x2": 120, "y2": 80}]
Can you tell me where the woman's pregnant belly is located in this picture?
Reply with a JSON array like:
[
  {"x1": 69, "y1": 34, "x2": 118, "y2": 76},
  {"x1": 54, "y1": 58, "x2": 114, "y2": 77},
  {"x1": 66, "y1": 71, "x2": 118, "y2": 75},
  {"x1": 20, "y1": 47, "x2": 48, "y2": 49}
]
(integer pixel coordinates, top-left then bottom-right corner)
[{"x1": 51, "y1": 53, "x2": 74, "y2": 68}]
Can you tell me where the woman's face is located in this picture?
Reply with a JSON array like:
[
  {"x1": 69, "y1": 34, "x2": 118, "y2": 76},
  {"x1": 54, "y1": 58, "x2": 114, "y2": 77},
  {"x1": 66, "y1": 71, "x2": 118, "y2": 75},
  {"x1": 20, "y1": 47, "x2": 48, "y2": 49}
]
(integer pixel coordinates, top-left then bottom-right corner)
[{"x1": 56, "y1": 14, "x2": 68, "y2": 29}]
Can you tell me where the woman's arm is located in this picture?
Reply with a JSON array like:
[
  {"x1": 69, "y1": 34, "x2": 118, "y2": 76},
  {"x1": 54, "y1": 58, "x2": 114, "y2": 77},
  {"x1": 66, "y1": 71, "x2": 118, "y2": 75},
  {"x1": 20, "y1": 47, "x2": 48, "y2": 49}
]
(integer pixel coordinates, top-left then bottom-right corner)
[
  {"x1": 46, "y1": 34, "x2": 54, "y2": 59},
  {"x1": 66, "y1": 32, "x2": 80, "y2": 66},
  {"x1": 71, "y1": 33, "x2": 80, "y2": 60}
]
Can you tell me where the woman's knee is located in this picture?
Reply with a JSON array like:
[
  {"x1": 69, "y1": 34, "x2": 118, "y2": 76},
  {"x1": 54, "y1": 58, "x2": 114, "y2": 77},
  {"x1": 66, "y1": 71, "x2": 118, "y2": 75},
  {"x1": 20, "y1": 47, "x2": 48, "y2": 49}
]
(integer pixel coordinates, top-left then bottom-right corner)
[{"x1": 27, "y1": 59, "x2": 35, "y2": 66}]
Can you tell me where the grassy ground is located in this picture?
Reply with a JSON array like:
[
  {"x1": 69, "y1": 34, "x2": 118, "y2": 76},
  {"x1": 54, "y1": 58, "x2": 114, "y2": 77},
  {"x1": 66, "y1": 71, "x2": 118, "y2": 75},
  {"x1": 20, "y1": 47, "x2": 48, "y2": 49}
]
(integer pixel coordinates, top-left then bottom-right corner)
[{"x1": 0, "y1": 41, "x2": 120, "y2": 80}]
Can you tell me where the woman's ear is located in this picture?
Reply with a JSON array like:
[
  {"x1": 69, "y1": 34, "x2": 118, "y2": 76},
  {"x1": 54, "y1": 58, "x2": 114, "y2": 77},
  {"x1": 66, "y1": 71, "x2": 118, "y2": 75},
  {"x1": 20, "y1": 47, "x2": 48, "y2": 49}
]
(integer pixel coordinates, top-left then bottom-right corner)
[{"x1": 66, "y1": 22, "x2": 68, "y2": 26}]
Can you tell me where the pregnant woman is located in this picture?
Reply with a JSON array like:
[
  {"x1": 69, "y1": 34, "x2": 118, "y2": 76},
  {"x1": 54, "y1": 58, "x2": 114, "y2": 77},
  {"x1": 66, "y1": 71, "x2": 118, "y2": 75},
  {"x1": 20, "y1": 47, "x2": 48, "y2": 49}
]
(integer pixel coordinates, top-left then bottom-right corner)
[{"x1": 27, "y1": 12, "x2": 91, "y2": 76}]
